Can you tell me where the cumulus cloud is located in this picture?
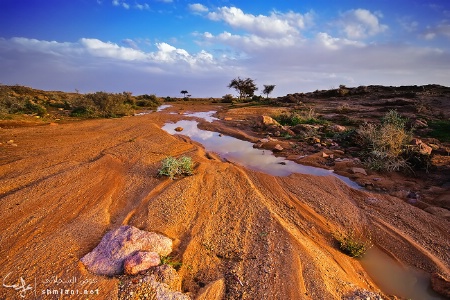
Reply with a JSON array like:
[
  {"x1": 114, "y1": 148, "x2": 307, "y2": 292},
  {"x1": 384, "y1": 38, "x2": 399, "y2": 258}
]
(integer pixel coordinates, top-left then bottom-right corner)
[
  {"x1": 337, "y1": 9, "x2": 388, "y2": 39},
  {"x1": 189, "y1": 3, "x2": 208, "y2": 13},
  {"x1": 1, "y1": 5, "x2": 449, "y2": 97},
  {"x1": 207, "y1": 6, "x2": 311, "y2": 38}
]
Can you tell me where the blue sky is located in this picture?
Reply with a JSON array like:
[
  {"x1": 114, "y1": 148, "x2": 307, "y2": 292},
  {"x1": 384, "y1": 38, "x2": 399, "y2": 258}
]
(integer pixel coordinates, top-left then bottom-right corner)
[{"x1": 0, "y1": 0, "x2": 449, "y2": 97}]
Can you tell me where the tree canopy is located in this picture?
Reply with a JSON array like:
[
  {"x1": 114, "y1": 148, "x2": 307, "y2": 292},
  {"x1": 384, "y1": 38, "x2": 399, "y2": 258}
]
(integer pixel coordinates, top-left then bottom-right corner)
[
  {"x1": 262, "y1": 85, "x2": 276, "y2": 98},
  {"x1": 227, "y1": 77, "x2": 258, "y2": 100}
]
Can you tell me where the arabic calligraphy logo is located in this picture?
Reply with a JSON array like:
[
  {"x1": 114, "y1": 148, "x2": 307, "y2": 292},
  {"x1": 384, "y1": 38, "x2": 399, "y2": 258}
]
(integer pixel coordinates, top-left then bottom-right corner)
[{"x1": 2, "y1": 272, "x2": 34, "y2": 298}]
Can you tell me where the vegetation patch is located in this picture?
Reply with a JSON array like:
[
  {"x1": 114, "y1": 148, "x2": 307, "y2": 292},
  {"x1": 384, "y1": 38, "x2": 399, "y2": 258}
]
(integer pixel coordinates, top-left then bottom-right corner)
[
  {"x1": 357, "y1": 110, "x2": 413, "y2": 172},
  {"x1": 333, "y1": 231, "x2": 372, "y2": 258},
  {"x1": 160, "y1": 255, "x2": 183, "y2": 271},
  {"x1": 274, "y1": 108, "x2": 326, "y2": 126},
  {"x1": 427, "y1": 120, "x2": 450, "y2": 142},
  {"x1": 158, "y1": 156, "x2": 194, "y2": 179}
]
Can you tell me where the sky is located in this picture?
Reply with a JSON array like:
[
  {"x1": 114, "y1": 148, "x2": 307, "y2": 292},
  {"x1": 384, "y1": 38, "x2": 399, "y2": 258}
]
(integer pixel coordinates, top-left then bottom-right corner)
[{"x1": 0, "y1": 0, "x2": 449, "y2": 97}]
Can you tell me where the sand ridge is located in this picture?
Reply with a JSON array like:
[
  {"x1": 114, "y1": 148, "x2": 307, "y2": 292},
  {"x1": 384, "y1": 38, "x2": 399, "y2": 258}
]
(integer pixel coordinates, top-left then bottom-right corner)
[{"x1": 0, "y1": 104, "x2": 448, "y2": 299}]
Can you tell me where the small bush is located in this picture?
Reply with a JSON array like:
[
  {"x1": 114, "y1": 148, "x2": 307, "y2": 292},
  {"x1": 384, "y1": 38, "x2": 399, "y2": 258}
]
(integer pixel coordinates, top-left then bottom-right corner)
[
  {"x1": 334, "y1": 230, "x2": 372, "y2": 258},
  {"x1": 222, "y1": 94, "x2": 234, "y2": 103},
  {"x1": 158, "y1": 156, "x2": 194, "y2": 179},
  {"x1": 160, "y1": 255, "x2": 183, "y2": 270},
  {"x1": 357, "y1": 110, "x2": 413, "y2": 172},
  {"x1": 275, "y1": 108, "x2": 326, "y2": 126}
]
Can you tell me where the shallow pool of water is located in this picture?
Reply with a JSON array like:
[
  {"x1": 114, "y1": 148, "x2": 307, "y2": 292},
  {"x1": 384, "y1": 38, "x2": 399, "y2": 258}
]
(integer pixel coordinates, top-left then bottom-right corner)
[
  {"x1": 183, "y1": 111, "x2": 218, "y2": 122},
  {"x1": 162, "y1": 120, "x2": 361, "y2": 189},
  {"x1": 157, "y1": 104, "x2": 172, "y2": 112},
  {"x1": 360, "y1": 247, "x2": 444, "y2": 299}
]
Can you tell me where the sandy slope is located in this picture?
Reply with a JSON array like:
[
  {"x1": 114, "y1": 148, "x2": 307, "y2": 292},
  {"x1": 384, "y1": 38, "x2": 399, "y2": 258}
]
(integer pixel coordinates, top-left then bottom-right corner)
[{"x1": 0, "y1": 105, "x2": 448, "y2": 299}]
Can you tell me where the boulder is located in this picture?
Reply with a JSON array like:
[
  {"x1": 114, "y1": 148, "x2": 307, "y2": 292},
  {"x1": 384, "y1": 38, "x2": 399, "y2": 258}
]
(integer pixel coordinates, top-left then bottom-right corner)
[
  {"x1": 273, "y1": 144, "x2": 284, "y2": 152},
  {"x1": 81, "y1": 225, "x2": 172, "y2": 276},
  {"x1": 350, "y1": 167, "x2": 367, "y2": 176},
  {"x1": 124, "y1": 251, "x2": 161, "y2": 275},
  {"x1": 431, "y1": 273, "x2": 450, "y2": 298},
  {"x1": 258, "y1": 115, "x2": 280, "y2": 127}
]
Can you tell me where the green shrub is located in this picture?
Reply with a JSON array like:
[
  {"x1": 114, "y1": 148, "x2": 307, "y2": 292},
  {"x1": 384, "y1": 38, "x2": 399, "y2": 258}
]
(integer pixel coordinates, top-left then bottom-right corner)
[
  {"x1": 357, "y1": 110, "x2": 413, "y2": 172},
  {"x1": 158, "y1": 156, "x2": 194, "y2": 179},
  {"x1": 221, "y1": 94, "x2": 234, "y2": 103},
  {"x1": 160, "y1": 256, "x2": 183, "y2": 270},
  {"x1": 427, "y1": 119, "x2": 450, "y2": 142},
  {"x1": 333, "y1": 230, "x2": 372, "y2": 258},
  {"x1": 275, "y1": 108, "x2": 326, "y2": 126}
]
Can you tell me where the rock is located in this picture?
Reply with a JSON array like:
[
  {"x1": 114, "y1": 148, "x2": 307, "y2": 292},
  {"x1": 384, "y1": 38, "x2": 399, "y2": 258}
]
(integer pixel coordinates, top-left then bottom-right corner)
[
  {"x1": 124, "y1": 251, "x2": 161, "y2": 275},
  {"x1": 431, "y1": 273, "x2": 450, "y2": 298},
  {"x1": 322, "y1": 152, "x2": 333, "y2": 159},
  {"x1": 258, "y1": 115, "x2": 280, "y2": 127},
  {"x1": 273, "y1": 144, "x2": 283, "y2": 152},
  {"x1": 259, "y1": 138, "x2": 270, "y2": 143},
  {"x1": 274, "y1": 131, "x2": 281, "y2": 137},
  {"x1": 409, "y1": 138, "x2": 432, "y2": 155},
  {"x1": 196, "y1": 278, "x2": 225, "y2": 300},
  {"x1": 414, "y1": 119, "x2": 428, "y2": 128},
  {"x1": 6, "y1": 140, "x2": 14, "y2": 144},
  {"x1": 418, "y1": 142, "x2": 432, "y2": 155},
  {"x1": 81, "y1": 225, "x2": 172, "y2": 276},
  {"x1": 224, "y1": 117, "x2": 232, "y2": 121},
  {"x1": 331, "y1": 124, "x2": 346, "y2": 132},
  {"x1": 175, "y1": 127, "x2": 184, "y2": 132},
  {"x1": 350, "y1": 167, "x2": 367, "y2": 176}
]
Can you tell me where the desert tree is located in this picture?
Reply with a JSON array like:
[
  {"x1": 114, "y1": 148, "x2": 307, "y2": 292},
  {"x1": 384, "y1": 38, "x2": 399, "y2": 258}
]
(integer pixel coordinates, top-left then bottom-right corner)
[
  {"x1": 227, "y1": 77, "x2": 258, "y2": 100},
  {"x1": 262, "y1": 85, "x2": 276, "y2": 98},
  {"x1": 180, "y1": 90, "x2": 188, "y2": 98}
]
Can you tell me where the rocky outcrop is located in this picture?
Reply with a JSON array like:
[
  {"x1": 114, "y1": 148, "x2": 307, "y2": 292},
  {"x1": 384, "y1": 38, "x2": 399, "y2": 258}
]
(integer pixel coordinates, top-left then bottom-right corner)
[
  {"x1": 258, "y1": 115, "x2": 280, "y2": 127},
  {"x1": 81, "y1": 225, "x2": 172, "y2": 276}
]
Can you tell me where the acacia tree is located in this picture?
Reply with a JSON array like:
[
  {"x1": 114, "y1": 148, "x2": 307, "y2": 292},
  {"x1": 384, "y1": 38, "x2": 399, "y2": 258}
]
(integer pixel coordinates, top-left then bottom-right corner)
[
  {"x1": 262, "y1": 85, "x2": 276, "y2": 98},
  {"x1": 180, "y1": 90, "x2": 188, "y2": 98},
  {"x1": 227, "y1": 77, "x2": 258, "y2": 100}
]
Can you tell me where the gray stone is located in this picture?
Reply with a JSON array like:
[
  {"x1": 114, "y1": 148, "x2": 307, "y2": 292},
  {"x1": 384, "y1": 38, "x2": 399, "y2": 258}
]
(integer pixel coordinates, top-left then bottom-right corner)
[{"x1": 81, "y1": 225, "x2": 172, "y2": 276}]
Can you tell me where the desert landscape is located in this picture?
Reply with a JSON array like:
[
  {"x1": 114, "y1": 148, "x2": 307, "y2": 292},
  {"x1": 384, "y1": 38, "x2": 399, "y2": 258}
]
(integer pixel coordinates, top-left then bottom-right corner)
[{"x1": 0, "y1": 84, "x2": 449, "y2": 299}]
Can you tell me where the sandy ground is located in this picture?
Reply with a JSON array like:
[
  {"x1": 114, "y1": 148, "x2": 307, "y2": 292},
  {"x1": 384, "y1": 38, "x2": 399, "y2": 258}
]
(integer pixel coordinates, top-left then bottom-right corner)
[{"x1": 0, "y1": 103, "x2": 449, "y2": 299}]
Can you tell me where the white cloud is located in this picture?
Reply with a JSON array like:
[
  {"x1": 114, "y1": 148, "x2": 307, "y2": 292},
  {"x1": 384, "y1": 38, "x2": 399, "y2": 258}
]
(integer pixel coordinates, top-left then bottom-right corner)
[
  {"x1": 207, "y1": 6, "x2": 311, "y2": 38},
  {"x1": 422, "y1": 22, "x2": 450, "y2": 40},
  {"x1": 135, "y1": 3, "x2": 150, "y2": 10},
  {"x1": 189, "y1": 3, "x2": 208, "y2": 13},
  {"x1": 338, "y1": 9, "x2": 388, "y2": 39}
]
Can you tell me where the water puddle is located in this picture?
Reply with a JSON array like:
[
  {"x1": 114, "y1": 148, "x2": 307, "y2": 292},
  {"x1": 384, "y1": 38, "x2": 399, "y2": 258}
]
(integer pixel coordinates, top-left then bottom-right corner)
[
  {"x1": 162, "y1": 120, "x2": 361, "y2": 189},
  {"x1": 157, "y1": 104, "x2": 172, "y2": 112},
  {"x1": 161, "y1": 113, "x2": 444, "y2": 299},
  {"x1": 183, "y1": 111, "x2": 218, "y2": 122},
  {"x1": 360, "y1": 247, "x2": 444, "y2": 299}
]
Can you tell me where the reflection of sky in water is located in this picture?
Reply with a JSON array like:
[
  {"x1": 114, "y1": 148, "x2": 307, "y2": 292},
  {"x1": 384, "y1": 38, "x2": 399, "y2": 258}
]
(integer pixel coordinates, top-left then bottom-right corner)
[
  {"x1": 157, "y1": 104, "x2": 172, "y2": 112},
  {"x1": 184, "y1": 111, "x2": 218, "y2": 122},
  {"x1": 162, "y1": 120, "x2": 361, "y2": 189}
]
